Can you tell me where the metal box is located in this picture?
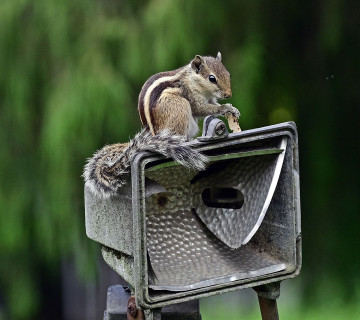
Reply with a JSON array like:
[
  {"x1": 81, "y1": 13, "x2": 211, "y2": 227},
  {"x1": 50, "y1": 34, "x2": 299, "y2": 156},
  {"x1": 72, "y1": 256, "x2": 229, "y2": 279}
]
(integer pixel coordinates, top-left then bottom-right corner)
[{"x1": 85, "y1": 121, "x2": 301, "y2": 309}]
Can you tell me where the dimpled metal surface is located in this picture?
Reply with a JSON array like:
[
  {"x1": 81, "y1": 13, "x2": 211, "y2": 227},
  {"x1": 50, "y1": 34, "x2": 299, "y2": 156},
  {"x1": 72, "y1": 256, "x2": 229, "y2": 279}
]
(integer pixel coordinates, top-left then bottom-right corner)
[
  {"x1": 145, "y1": 156, "x2": 286, "y2": 291},
  {"x1": 146, "y1": 208, "x2": 284, "y2": 291},
  {"x1": 146, "y1": 166, "x2": 197, "y2": 214},
  {"x1": 192, "y1": 153, "x2": 280, "y2": 248}
]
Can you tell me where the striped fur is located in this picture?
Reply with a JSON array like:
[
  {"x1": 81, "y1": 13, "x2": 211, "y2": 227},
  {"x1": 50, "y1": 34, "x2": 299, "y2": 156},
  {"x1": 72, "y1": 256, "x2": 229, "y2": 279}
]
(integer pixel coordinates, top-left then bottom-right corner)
[
  {"x1": 83, "y1": 129, "x2": 208, "y2": 198},
  {"x1": 137, "y1": 54, "x2": 238, "y2": 139},
  {"x1": 138, "y1": 68, "x2": 181, "y2": 131},
  {"x1": 140, "y1": 68, "x2": 185, "y2": 135}
]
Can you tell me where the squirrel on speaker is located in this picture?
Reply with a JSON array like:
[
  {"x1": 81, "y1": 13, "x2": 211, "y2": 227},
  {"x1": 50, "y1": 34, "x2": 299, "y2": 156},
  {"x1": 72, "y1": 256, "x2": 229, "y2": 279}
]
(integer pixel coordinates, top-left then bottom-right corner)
[{"x1": 83, "y1": 52, "x2": 240, "y2": 198}]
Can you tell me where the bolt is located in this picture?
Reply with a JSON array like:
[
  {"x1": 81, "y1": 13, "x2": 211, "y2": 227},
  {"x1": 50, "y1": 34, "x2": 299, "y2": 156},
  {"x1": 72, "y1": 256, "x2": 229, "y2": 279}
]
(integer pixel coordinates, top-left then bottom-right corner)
[
  {"x1": 128, "y1": 303, "x2": 138, "y2": 317},
  {"x1": 127, "y1": 297, "x2": 139, "y2": 319},
  {"x1": 157, "y1": 195, "x2": 168, "y2": 207},
  {"x1": 215, "y1": 122, "x2": 226, "y2": 136}
]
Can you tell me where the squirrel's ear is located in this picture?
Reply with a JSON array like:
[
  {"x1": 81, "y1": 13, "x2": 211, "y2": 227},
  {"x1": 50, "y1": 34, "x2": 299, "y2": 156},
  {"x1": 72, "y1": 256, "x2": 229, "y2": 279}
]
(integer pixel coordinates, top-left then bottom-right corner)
[
  {"x1": 216, "y1": 52, "x2": 222, "y2": 61},
  {"x1": 191, "y1": 55, "x2": 204, "y2": 73}
]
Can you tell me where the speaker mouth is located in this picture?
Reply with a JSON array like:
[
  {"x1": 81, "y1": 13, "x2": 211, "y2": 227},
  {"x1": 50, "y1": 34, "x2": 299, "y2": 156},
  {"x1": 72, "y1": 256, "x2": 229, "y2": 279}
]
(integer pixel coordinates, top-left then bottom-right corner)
[{"x1": 145, "y1": 137, "x2": 288, "y2": 291}]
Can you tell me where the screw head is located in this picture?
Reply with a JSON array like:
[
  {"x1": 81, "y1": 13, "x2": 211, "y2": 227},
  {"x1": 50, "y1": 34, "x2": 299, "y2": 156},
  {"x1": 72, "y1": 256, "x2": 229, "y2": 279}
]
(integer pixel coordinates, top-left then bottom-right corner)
[
  {"x1": 215, "y1": 122, "x2": 226, "y2": 136},
  {"x1": 127, "y1": 297, "x2": 139, "y2": 318},
  {"x1": 127, "y1": 303, "x2": 138, "y2": 317}
]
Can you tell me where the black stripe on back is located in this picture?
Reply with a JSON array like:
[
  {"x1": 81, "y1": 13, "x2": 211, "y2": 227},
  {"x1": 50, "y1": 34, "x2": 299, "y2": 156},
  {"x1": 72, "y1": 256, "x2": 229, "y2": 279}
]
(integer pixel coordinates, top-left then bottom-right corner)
[
  {"x1": 149, "y1": 80, "x2": 178, "y2": 110},
  {"x1": 138, "y1": 68, "x2": 182, "y2": 127},
  {"x1": 149, "y1": 80, "x2": 180, "y2": 128},
  {"x1": 138, "y1": 97, "x2": 147, "y2": 126}
]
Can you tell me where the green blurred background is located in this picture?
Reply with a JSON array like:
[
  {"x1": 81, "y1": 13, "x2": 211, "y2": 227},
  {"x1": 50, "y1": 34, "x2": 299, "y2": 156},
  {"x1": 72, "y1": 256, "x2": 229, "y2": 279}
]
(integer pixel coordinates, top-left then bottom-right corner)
[{"x1": 1, "y1": 0, "x2": 359, "y2": 319}]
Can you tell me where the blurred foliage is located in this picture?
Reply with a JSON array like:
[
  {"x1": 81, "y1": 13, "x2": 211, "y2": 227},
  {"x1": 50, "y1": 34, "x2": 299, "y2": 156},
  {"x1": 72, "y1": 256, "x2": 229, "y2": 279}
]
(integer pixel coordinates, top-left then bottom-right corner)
[
  {"x1": 201, "y1": 283, "x2": 360, "y2": 320},
  {"x1": 0, "y1": 0, "x2": 359, "y2": 319}
]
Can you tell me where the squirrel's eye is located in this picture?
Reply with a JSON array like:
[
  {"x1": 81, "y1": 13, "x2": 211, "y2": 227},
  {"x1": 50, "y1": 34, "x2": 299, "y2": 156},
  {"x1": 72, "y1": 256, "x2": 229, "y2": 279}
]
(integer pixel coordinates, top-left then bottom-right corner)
[{"x1": 209, "y1": 75, "x2": 217, "y2": 84}]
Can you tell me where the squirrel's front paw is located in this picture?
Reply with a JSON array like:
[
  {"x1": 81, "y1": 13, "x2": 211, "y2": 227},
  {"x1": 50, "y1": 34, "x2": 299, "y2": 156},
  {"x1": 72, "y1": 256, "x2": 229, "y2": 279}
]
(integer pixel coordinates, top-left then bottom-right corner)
[{"x1": 222, "y1": 103, "x2": 240, "y2": 118}]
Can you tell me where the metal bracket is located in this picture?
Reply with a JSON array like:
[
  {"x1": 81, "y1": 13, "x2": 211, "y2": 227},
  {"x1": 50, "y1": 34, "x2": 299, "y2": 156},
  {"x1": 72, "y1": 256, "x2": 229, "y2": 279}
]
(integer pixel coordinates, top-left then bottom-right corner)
[
  {"x1": 104, "y1": 285, "x2": 201, "y2": 320},
  {"x1": 253, "y1": 281, "x2": 281, "y2": 300},
  {"x1": 197, "y1": 115, "x2": 229, "y2": 141}
]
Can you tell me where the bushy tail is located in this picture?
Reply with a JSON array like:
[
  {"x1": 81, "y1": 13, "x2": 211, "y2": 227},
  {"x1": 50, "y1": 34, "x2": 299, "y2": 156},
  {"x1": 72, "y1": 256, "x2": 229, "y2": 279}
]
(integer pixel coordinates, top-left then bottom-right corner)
[{"x1": 83, "y1": 129, "x2": 208, "y2": 198}]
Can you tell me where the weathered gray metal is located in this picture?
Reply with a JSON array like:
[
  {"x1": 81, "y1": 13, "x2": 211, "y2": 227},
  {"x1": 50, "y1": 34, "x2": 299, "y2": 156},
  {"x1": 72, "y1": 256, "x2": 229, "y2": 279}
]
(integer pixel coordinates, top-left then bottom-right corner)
[
  {"x1": 198, "y1": 115, "x2": 229, "y2": 141},
  {"x1": 103, "y1": 285, "x2": 201, "y2": 320},
  {"x1": 85, "y1": 120, "x2": 301, "y2": 311}
]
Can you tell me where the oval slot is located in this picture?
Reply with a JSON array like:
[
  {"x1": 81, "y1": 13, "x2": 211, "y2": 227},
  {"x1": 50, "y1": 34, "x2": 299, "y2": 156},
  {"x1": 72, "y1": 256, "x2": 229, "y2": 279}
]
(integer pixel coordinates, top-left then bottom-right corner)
[{"x1": 202, "y1": 188, "x2": 244, "y2": 209}]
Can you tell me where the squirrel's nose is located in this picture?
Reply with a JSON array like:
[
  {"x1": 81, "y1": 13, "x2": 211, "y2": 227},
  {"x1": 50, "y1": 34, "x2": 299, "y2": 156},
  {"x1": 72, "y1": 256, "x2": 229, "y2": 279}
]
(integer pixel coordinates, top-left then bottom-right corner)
[{"x1": 224, "y1": 90, "x2": 232, "y2": 99}]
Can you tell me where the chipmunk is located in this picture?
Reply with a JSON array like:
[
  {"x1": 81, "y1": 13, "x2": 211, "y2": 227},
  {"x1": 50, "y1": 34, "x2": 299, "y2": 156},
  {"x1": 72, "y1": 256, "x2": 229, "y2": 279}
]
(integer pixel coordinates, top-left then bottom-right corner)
[
  {"x1": 138, "y1": 52, "x2": 239, "y2": 138},
  {"x1": 83, "y1": 52, "x2": 240, "y2": 198}
]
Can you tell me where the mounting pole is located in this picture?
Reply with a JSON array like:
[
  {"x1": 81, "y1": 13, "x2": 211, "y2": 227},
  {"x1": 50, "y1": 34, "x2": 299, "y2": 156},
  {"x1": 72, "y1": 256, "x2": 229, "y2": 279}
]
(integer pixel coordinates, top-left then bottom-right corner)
[{"x1": 254, "y1": 282, "x2": 281, "y2": 320}]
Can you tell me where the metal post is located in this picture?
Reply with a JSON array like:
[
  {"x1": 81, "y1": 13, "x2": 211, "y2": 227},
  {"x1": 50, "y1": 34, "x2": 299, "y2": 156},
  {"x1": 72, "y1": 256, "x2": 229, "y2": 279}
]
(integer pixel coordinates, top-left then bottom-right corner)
[
  {"x1": 254, "y1": 282, "x2": 281, "y2": 320},
  {"x1": 257, "y1": 296, "x2": 279, "y2": 320}
]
